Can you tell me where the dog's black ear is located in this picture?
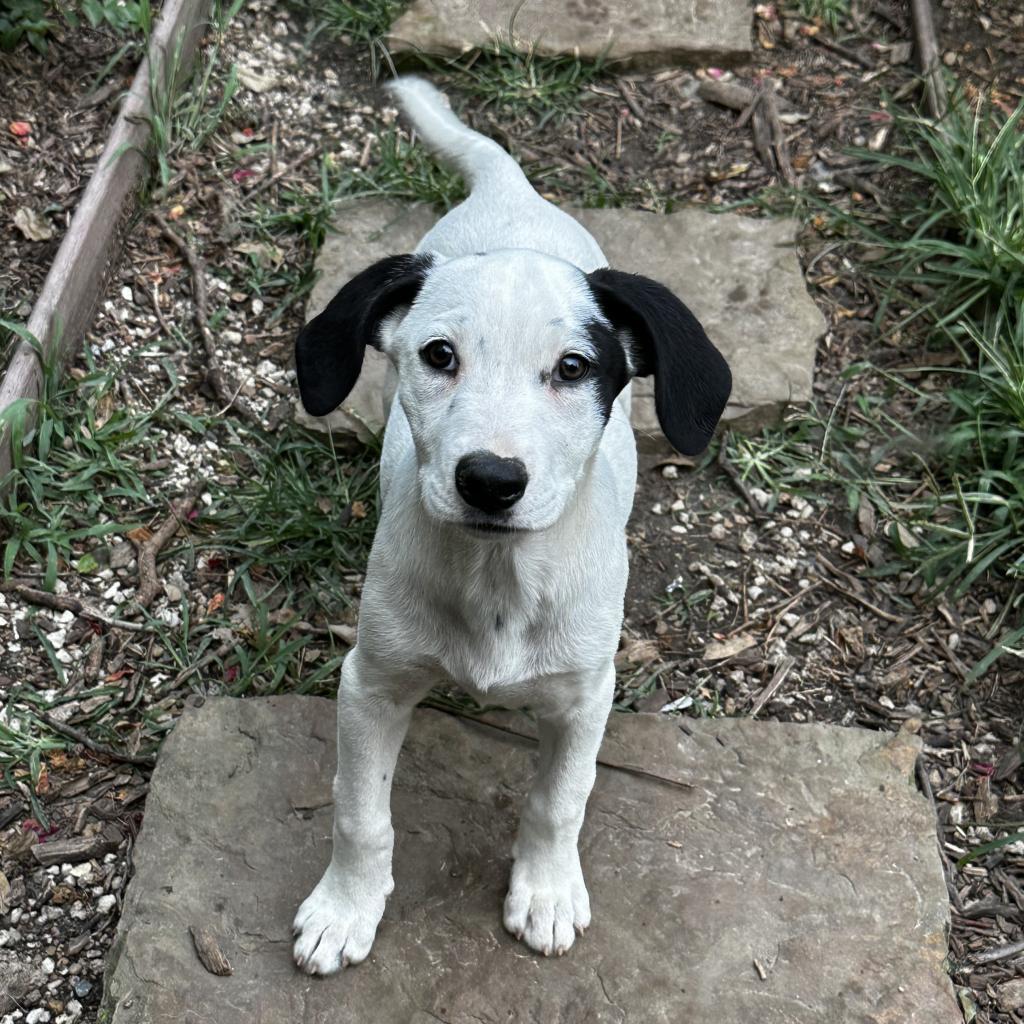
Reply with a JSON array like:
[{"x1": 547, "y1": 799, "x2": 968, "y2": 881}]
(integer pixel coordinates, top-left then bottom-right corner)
[
  {"x1": 295, "y1": 253, "x2": 433, "y2": 417},
  {"x1": 586, "y1": 268, "x2": 732, "y2": 455}
]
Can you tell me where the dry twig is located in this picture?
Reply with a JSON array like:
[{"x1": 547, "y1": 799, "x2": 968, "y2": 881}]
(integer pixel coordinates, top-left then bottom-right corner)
[
  {"x1": 190, "y1": 925, "x2": 233, "y2": 976},
  {"x1": 0, "y1": 581, "x2": 146, "y2": 632},
  {"x1": 809, "y1": 32, "x2": 874, "y2": 70},
  {"x1": 37, "y1": 711, "x2": 156, "y2": 768},
  {"x1": 131, "y1": 485, "x2": 203, "y2": 610},
  {"x1": 717, "y1": 438, "x2": 767, "y2": 520},
  {"x1": 151, "y1": 213, "x2": 261, "y2": 425},
  {"x1": 245, "y1": 143, "x2": 317, "y2": 201}
]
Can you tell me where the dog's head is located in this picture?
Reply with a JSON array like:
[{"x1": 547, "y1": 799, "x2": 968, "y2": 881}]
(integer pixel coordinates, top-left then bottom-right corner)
[{"x1": 295, "y1": 250, "x2": 731, "y2": 536}]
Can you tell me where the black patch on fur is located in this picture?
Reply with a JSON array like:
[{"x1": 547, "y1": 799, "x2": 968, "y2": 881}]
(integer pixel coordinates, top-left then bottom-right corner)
[
  {"x1": 294, "y1": 253, "x2": 433, "y2": 416},
  {"x1": 495, "y1": 613, "x2": 504, "y2": 632},
  {"x1": 586, "y1": 268, "x2": 731, "y2": 455},
  {"x1": 583, "y1": 318, "x2": 630, "y2": 423}
]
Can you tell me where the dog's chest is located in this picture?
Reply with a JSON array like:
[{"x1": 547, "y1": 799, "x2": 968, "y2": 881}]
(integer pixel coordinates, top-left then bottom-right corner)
[{"x1": 412, "y1": 551, "x2": 592, "y2": 695}]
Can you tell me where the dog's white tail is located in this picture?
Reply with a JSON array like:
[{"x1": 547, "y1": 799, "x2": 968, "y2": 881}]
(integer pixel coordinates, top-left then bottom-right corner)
[{"x1": 385, "y1": 76, "x2": 527, "y2": 193}]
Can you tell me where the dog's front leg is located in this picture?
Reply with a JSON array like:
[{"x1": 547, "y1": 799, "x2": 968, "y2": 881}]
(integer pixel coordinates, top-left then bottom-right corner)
[
  {"x1": 293, "y1": 647, "x2": 429, "y2": 975},
  {"x1": 504, "y1": 664, "x2": 614, "y2": 956}
]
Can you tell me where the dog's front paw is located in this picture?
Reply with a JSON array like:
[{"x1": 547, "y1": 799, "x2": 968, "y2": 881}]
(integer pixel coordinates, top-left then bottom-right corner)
[
  {"x1": 292, "y1": 866, "x2": 390, "y2": 975},
  {"x1": 503, "y1": 846, "x2": 591, "y2": 956}
]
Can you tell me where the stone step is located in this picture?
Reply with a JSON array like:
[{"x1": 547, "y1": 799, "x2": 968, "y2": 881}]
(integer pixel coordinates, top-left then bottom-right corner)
[
  {"x1": 386, "y1": 0, "x2": 752, "y2": 69},
  {"x1": 103, "y1": 696, "x2": 959, "y2": 1023},
  {"x1": 296, "y1": 200, "x2": 824, "y2": 449}
]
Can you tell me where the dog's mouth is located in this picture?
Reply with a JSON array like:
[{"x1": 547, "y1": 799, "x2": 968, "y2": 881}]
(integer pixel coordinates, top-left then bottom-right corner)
[{"x1": 461, "y1": 519, "x2": 527, "y2": 536}]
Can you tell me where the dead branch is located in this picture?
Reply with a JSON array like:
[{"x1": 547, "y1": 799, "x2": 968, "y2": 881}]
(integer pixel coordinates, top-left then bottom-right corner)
[
  {"x1": 131, "y1": 485, "x2": 203, "y2": 610},
  {"x1": 761, "y1": 89, "x2": 795, "y2": 184},
  {"x1": 0, "y1": 581, "x2": 146, "y2": 632},
  {"x1": 37, "y1": 710, "x2": 156, "y2": 768},
  {"x1": 151, "y1": 213, "x2": 262, "y2": 426},
  {"x1": 809, "y1": 32, "x2": 874, "y2": 70},
  {"x1": 717, "y1": 437, "x2": 767, "y2": 520},
  {"x1": 245, "y1": 143, "x2": 317, "y2": 201},
  {"x1": 909, "y1": 0, "x2": 948, "y2": 119},
  {"x1": 750, "y1": 657, "x2": 797, "y2": 718}
]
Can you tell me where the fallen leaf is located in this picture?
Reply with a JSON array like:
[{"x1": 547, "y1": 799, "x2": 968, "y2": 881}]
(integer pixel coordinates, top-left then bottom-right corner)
[
  {"x1": 614, "y1": 636, "x2": 660, "y2": 669},
  {"x1": 126, "y1": 526, "x2": 153, "y2": 545},
  {"x1": 237, "y1": 67, "x2": 278, "y2": 93},
  {"x1": 892, "y1": 522, "x2": 920, "y2": 550},
  {"x1": 13, "y1": 206, "x2": 54, "y2": 241},
  {"x1": 207, "y1": 592, "x2": 225, "y2": 615},
  {"x1": 167, "y1": 204, "x2": 186, "y2": 220},
  {"x1": 34, "y1": 765, "x2": 49, "y2": 796},
  {"x1": 233, "y1": 239, "x2": 283, "y2": 268},
  {"x1": 93, "y1": 389, "x2": 116, "y2": 429},
  {"x1": 350, "y1": 500, "x2": 368, "y2": 520},
  {"x1": 0, "y1": 869, "x2": 9, "y2": 913},
  {"x1": 75, "y1": 552, "x2": 99, "y2": 574},
  {"x1": 857, "y1": 495, "x2": 876, "y2": 538},
  {"x1": 328, "y1": 623, "x2": 358, "y2": 646},
  {"x1": 230, "y1": 128, "x2": 263, "y2": 145},
  {"x1": 8, "y1": 121, "x2": 31, "y2": 137},
  {"x1": 704, "y1": 633, "x2": 757, "y2": 661}
]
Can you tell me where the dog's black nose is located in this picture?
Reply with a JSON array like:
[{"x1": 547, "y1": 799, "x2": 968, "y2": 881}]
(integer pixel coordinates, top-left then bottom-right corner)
[{"x1": 455, "y1": 451, "x2": 528, "y2": 513}]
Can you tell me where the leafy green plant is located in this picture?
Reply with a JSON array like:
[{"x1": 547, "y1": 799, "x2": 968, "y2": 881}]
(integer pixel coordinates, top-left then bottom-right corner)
[
  {"x1": 306, "y1": 0, "x2": 405, "y2": 43},
  {"x1": 0, "y1": 0, "x2": 55, "y2": 53},
  {"x1": 147, "y1": 26, "x2": 240, "y2": 187},
  {"x1": 853, "y1": 98, "x2": 1024, "y2": 336},
  {"x1": 424, "y1": 39, "x2": 605, "y2": 120},
  {"x1": 798, "y1": 0, "x2": 850, "y2": 34},
  {"x1": 730, "y1": 92, "x2": 1024, "y2": 672},
  {"x1": 0, "y1": 0, "x2": 152, "y2": 53}
]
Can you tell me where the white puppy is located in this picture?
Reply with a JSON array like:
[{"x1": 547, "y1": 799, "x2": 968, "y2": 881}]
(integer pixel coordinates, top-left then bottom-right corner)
[{"x1": 291, "y1": 76, "x2": 731, "y2": 974}]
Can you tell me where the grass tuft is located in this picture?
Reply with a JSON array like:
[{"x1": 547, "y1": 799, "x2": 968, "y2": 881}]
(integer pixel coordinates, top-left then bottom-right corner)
[
  {"x1": 424, "y1": 40, "x2": 606, "y2": 120},
  {"x1": 732, "y1": 92, "x2": 1024, "y2": 672},
  {"x1": 306, "y1": 0, "x2": 405, "y2": 43},
  {"x1": 798, "y1": 0, "x2": 850, "y2": 34}
]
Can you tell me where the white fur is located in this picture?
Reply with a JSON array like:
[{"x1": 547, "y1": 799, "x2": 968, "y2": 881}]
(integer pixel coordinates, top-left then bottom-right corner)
[{"x1": 293, "y1": 77, "x2": 638, "y2": 974}]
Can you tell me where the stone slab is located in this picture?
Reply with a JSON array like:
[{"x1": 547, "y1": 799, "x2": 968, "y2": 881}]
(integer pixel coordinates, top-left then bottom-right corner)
[
  {"x1": 103, "y1": 696, "x2": 958, "y2": 1024},
  {"x1": 387, "y1": 0, "x2": 752, "y2": 69},
  {"x1": 297, "y1": 200, "x2": 824, "y2": 447}
]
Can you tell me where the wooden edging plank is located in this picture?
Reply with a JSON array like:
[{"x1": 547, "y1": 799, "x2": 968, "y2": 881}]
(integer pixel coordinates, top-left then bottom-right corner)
[{"x1": 0, "y1": 0, "x2": 212, "y2": 480}]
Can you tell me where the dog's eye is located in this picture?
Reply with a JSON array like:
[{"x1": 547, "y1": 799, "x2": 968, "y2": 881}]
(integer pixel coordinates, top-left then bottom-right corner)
[
  {"x1": 555, "y1": 353, "x2": 590, "y2": 382},
  {"x1": 420, "y1": 338, "x2": 457, "y2": 372}
]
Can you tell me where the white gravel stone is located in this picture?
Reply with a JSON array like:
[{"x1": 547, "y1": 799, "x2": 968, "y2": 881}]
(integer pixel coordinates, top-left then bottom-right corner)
[{"x1": 97, "y1": 894, "x2": 117, "y2": 914}]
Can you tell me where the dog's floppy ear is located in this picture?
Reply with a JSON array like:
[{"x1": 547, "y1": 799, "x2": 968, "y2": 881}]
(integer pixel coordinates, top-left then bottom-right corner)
[
  {"x1": 586, "y1": 268, "x2": 732, "y2": 455},
  {"x1": 295, "y1": 253, "x2": 434, "y2": 417}
]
